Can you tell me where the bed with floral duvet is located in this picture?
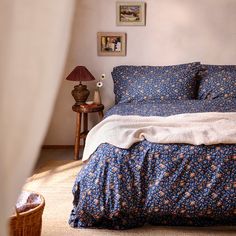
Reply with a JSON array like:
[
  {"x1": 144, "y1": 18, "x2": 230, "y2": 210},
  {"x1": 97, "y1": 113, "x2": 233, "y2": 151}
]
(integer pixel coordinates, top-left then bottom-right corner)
[{"x1": 69, "y1": 63, "x2": 236, "y2": 229}]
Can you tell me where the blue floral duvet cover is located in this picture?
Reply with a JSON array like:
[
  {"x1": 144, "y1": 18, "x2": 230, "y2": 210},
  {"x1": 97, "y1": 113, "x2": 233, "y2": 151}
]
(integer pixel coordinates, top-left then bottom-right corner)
[{"x1": 69, "y1": 98, "x2": 236, "y2": 229}]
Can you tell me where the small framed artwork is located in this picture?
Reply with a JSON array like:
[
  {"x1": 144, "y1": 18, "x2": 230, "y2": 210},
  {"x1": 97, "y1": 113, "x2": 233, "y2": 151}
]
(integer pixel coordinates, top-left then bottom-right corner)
[
  {"x1": 116, "y1": 1, "x2": 146, "y2": 26},
  {"x1": 97, "y1": 32, "x2": 126, "y2": 56}
]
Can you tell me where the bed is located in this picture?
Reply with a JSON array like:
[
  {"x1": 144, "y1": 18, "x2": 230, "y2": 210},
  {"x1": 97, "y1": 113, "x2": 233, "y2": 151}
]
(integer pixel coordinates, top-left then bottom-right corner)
[{"x1": 69, "y1": 63, "x2": 236, "y2": 229}]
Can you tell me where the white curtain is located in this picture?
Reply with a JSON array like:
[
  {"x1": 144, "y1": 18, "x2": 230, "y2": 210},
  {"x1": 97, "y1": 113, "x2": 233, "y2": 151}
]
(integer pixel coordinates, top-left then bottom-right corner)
[{"x1": 0, "y1": 0, "x2": 75, "y2": 235}]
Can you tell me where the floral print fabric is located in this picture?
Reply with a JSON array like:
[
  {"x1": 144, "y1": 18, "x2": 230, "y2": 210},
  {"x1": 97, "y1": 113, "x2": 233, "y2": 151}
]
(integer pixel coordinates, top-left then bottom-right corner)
[
  {"x1": 69, "y1": 100, "x2": 236, "y2": 229},
  {"x1": 112, "y1": 63, "x2": 201, "y2": 104},
  {"x1": 198, "y1": 64, "x2": 236, "y2": 99},
  {"x1": 105, "y1": 98, "x2": 236, "y2": 117},
  {"x1": 69, "y1": 141, "x2": 236, "y2": 229}
]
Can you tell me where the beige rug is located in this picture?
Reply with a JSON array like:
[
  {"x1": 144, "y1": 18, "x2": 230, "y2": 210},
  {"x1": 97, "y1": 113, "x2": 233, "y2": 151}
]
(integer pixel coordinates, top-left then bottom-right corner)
[{"x1": 24, "y1": 149, "x2": 236, "y2": 236}]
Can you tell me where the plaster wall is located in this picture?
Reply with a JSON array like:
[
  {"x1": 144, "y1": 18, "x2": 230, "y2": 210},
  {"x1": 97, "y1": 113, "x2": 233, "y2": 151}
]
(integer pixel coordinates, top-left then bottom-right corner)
[{"x1": 44, "y1": 0, "x2": 236, "y2": 145}]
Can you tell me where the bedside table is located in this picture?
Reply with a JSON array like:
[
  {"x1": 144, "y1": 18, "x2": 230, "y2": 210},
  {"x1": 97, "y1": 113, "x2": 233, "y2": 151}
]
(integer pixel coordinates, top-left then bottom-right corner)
[{"x1": 72, "y1": 103, "x2": 104, "y2": 160}]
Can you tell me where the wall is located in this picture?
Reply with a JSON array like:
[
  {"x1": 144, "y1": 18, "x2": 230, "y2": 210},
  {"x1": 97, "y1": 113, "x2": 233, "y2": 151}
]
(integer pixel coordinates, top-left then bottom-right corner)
[{"x1": 44, "y1": 0, "x2": 236, "y2": 145}]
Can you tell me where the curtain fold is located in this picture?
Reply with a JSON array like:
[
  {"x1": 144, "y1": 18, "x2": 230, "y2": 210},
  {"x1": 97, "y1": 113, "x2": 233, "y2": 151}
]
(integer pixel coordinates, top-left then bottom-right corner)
[{"x1": 0, "y1": 0, "x2": 75, "y2": 235}]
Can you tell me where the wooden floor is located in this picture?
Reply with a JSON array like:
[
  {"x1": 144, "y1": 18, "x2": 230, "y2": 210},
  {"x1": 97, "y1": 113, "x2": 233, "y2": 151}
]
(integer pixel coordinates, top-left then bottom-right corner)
[{"x1": 24, "y1": 149, "x2": 236, "y2": 236}]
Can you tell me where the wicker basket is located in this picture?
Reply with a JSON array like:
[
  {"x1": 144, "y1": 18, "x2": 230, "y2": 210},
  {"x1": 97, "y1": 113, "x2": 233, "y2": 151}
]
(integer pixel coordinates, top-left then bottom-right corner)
[{"x1": 9, "y1": 192, "x2": 45, "y2": 236}]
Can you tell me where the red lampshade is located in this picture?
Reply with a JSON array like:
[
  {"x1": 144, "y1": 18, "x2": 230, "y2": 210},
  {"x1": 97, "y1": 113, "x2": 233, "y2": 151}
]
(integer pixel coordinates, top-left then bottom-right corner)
[{"x1": 66, "y1": 66, "x2": 95, "y2": 82}]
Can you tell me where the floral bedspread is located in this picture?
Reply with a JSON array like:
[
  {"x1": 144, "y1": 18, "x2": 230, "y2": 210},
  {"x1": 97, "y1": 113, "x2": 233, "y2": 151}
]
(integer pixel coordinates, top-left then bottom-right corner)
[
  {"x1": 105, "y1": 98, "x2": 236, "y2": 117},
  {"x1": 69, "y1": 98, "x2": 236, "y2": 229}
]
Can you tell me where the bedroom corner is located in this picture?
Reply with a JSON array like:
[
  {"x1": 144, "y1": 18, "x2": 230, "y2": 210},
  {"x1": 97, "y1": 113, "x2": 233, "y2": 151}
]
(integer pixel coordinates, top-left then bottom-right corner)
[{"x1": 1, "y1": 0, "x2": 236, "y2": 236}]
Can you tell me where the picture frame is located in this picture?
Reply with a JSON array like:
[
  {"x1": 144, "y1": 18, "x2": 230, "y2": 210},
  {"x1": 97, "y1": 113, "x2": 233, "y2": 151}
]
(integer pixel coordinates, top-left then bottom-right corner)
[
  {"x1": 116, "y1": 1, "x2": 146, "y2": 26},
  {"x1": 97, "y1": 32, "x2": 126, "y2": 56}
]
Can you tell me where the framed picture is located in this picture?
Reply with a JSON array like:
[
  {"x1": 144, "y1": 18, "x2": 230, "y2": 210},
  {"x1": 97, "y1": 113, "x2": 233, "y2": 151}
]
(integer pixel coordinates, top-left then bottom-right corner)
[
  {"x1": 116, "y1": 1, "x2": 146, "y2": 26},
  {"x1": 97, "y1": 32, "x2": 126, "y2": 56}
]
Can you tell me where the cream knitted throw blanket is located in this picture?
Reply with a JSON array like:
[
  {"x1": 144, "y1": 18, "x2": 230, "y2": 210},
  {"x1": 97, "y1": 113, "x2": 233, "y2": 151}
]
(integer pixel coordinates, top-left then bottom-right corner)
[{"x1": 82, "y1": 112, "x2": 236, "y2": 161}]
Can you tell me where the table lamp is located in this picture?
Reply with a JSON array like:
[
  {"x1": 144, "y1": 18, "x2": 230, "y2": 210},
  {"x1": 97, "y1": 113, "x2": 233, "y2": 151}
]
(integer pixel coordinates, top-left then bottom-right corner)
[{"x1": 66, "y1": 66, "x2": 95, "y2": 105}]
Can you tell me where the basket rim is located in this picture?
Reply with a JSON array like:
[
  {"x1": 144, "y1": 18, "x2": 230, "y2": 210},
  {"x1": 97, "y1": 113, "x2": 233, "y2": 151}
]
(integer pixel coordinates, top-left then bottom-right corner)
[{"x1": 10, "y1": 191, "x2": 45, "y2": 219}]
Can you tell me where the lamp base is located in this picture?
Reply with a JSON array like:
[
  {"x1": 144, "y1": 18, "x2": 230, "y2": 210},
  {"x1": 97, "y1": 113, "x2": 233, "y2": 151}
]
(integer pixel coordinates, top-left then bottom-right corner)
[{"x1": 71, "y1": 84, "x2": 90, "y2": 106}]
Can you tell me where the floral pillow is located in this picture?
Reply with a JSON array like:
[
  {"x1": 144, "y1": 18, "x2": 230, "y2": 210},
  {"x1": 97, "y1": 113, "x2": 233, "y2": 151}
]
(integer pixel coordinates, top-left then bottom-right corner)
[
  {"x1": 198, "y1": 64, "x2": 236, "y2": 99},
  {"x1": 111, "y1": 62, "x2": 201, "y2": 104}
]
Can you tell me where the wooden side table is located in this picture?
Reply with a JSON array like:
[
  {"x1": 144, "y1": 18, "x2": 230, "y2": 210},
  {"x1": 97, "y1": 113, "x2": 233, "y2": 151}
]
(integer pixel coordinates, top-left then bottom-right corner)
[{"x1": 72, "y1": 103, "x2": 104, "y2": 160}]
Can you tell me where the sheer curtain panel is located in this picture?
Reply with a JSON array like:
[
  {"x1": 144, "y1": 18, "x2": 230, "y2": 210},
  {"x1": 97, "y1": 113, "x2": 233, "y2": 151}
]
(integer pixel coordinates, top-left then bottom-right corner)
[{"x1": 0, "y1": 0, "x2": 75, "y2": 235}]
